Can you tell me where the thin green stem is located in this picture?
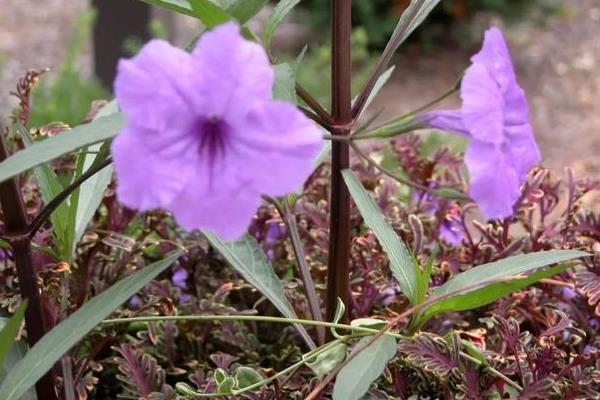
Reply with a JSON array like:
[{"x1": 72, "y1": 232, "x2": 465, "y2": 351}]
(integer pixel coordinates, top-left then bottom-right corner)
[{"x1": 102, "y1": 314, "x2": 406, "y2": 339}]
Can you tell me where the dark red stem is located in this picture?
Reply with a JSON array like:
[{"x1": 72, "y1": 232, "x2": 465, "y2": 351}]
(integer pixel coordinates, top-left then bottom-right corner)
[
  {"x1": 0, "y1": 128, "x2": 58, "y2": 399},
  {"x1": 326, "y1": 0, "x2": 353, "y2": 329}
]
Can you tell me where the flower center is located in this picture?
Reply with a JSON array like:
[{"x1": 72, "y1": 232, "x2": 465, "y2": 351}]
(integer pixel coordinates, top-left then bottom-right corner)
[{"x1": 197, "y1": 116, "x2": 229, "y2": 167}]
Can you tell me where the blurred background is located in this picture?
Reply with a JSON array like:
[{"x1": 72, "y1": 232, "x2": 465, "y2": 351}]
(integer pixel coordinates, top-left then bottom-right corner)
[{"x1": 0, "y1": 0, "x2": 598, "y2": 175}]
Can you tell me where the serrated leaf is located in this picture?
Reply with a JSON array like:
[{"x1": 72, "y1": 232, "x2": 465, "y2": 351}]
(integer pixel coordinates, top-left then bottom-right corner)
[
  {"x1": 0, "y1": 251, "x2": 183, "y2": 400},
  {"x1": 332, "y1": 335, "x2": 397, "y2": 400},
  {"x1": 263, "y1": 0, "x2": 300, "y2": 49},
  {"x1": 342, "y1": 169, "x2": 418, "y2": 303},
  {"x1": 0, "y1": 113, "x2": 124, "y2": 185},
  {"x1": 203, "y1": 232, "x2": 315, "y2": 348}
]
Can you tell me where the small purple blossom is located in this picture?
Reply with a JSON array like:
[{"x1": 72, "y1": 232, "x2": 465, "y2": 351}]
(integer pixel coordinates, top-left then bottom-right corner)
[
  {"x1": 172, "y1": 268, "x2": 188, "y2": 289},
  {"x1": 439, "y1": 205, "x2": 465, "y2": 246},
  {"x1": 112, "y1": 23, "x2": 322, "y2": 240},
  {"x1": 423, "y1": 28, "x2": 541, "y2": 220}
]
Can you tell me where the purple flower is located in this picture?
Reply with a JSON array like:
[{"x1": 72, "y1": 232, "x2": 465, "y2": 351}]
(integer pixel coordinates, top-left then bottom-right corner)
[
  {"x1": 423, "y1": 28, "x2": 540, "y2": 220},
  {"x1": 112, "y1": 23, "x2": 322, "y2": 240},
  {"x1": 439, "y1": 205, "x2": 465, "y2": 246},
  {"x1": 172, "y1": 268, "x2": 188, "y2": 289}
]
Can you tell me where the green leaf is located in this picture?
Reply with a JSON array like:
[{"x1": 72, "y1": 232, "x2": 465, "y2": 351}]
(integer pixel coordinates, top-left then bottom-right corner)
[
  {"x1": 0, "y1": 250, "x2": 183, "y2": 400},
  {"x1": 263, "y1": 0, "x2": 300, "y2": 49},
  {"x1": 0, "y1": 302, "x2": 27, "y2": 368},
  {"x1": 189, "y1": 0, "x2": 231, "y2": 28},
  {"x1": 0, "y1": 113, "x2": 124, "y2": 185},
  {"x1": 74, "y1": 102, "x2": 118, "y2": 250},
  {"x1": 226, "y1": 0, "x2": 268, "y2": 23},
  {"x1": 415, "y1": 250, "x2": 588, "y2": 325},
  {"x1": 342, "y1": 169, "x2": 418, "y2": 303},
  {"x1": 306, "y1": 342, "x2": 347, "y2": 379},
  {"x1": 353, "y1": 65, "x2": 395, "y2": 120},
  {"x1": 203, "y1": 232, "x2": 315, "y2": 348},
  {"x1": 273, "y1": 63, "x2": 296, "y2": 103},
  {"x1": 138, "y1": 0, "x2": 195, "y2": 17},
  {"x1": 330, "y1": 297, "x2": 346, "y2": 339},
  {"x1": 384, "y1": 0, "x2": 440, "y2": 60},
  {"x1": 16, "y1": 123, "x2": 73, "y2": 261},
  {"x1": 234, "y1": 366, "x2": 263, "y2": 389},
  {"x1": 332, "y1": 335, "x2": 397, "y2": 400}
]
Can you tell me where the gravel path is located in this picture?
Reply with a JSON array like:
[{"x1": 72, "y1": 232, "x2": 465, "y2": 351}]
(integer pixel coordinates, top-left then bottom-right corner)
[{"x1": 1, "y1": 0, "x2": 598, "y2": 176}]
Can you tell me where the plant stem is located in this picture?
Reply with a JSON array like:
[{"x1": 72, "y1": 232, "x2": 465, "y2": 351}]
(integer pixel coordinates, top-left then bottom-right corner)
[
  {"x1": 0, "y1": 128, "x2": 58, "y2": 400},
  {"x1": 326, "y1": 0, "x2": 353, "y2": 331}
]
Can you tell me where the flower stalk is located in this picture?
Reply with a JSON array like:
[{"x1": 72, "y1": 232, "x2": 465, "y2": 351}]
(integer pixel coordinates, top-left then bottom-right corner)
[{"x1": 326, "y1": 0, "x2": 353, "y2": 329}]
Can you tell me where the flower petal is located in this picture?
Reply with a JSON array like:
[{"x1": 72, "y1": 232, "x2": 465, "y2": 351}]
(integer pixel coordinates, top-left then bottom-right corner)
[
  {"x1": 471, "y1": 27, "x2": 517, "y2": 92},
  {"x1": 465, "y1": 140, "x2": 520, "y2": 219},
  {"x1": 461, "y1": 63, "x2": 504, "y2": 144},
  {"x1": 111, "y1": 126, "x2": 196, "y2": 211},
  {"x1": 229, "y1": 101, "x2": 323, "y2": 196},
  {"x1": 170, "y1": 185, "x2": 262, "y2": 241},
  {"x1": 421, "y1": 110, "x2": 469, "y2": 137},
  {"x1": 504, "y1": 123, "x2": 541, "y2": 181},
  {"x1": 114, "y1": 40, "x2": 194, "y2": 132},
  {"x1": 191, "y1": 22, "x2": 274, "y2": 118}
]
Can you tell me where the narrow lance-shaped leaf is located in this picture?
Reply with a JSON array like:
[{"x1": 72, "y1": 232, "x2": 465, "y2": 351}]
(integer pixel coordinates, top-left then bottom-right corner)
[
  {"x1": 342, "y1": 169, "x2": 419, "y2": 303},
  {"x1": 203, "y1": 232, "x2": 316, "y2": 349},
  {"x1": 414, "y1": 250, "x2": 589, "y2": 326},
  {"x1": 273, "y1": 63, "x2": 296, "y2": 103},
  {"x1": 0, "y1": 250, "x2": 183, "y2": 400},
  {"x1": 353, "y1": 65, "x2": 395, "y2": 121},
  {"x1": 0, "y1": 301, "x2": 27, "y2": 368},
  {"x1": 354, "y1": 0, "x2": 439, "y2": 116},
  {"x1": 189, "y1": 0, "x2": 231, "y2": 28},
  {"x1": 332, "y1": 335, "x2": 397, "y2": 400},
  {"x1": 263, "y1": 0, "x2": 301, "y2": 49},
  {"x1": 74, "y1": 101, "x2": 119, "y2": 251},
  {"x1": 0, "y1": 113, "x2": 124, "y2": 185}
]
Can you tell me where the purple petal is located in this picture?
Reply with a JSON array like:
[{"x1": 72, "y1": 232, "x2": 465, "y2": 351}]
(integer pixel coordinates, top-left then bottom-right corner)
[
  {"x1": 421, "y1": 110, "x2": 469, "y2": 137},
  {"x1": 191, "y1": 22, "x2": 274, "y2": 118},
  {"x1": 465, "y1": 140, "x2": 520, "y2": 219},
  {"x1": 112, "y1": 128, "x2": 196, "y2": 210},
  {"x1": 471, "y1": 27, "x2": 517, "y2": 92},
  {"x1": 461, "y1": 63, "x2": 504, "y2": 144},
  {"x1": 114, "y1": 40, "x2": 194, "y2": 132},
  {"x1": 503, "y1": 83, "x2": 530, "y2": 127},
  {"x1": 169, "y1": 185, "x2": 262, "y2": 241},
  {"x1": 172, "y1": 268, "x2": 188, "y2": 288},
  {"x1": 504, "y1": 123, "x2": 541, "y2": 181},
  {"x1": 230, "y1": 101, "x2": 323, "y2": 196}
]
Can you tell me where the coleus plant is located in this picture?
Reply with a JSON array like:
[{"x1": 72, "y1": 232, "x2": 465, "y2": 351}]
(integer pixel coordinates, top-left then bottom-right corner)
[{"x1": 0, "y1": 0, "x2": 595, "y2": 399}]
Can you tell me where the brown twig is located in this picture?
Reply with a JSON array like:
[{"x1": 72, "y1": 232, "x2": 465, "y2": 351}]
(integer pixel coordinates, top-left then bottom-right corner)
[
  {"x1": 325, "y1": 0, "x2": 353, "y2": 331},
  {"x1": 0, "y1": 126, "x2": 58, "y2": 400}
]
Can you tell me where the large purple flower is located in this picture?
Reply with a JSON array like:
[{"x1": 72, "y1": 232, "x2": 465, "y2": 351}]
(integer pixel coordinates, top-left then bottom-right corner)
[
  {"x1": 112, "y1": 23, "x2": 322, "y2": 240},
  {"x1": 424, "y1": 28, "x2": 540, "y2": 220}
]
